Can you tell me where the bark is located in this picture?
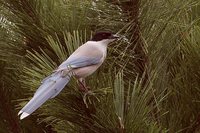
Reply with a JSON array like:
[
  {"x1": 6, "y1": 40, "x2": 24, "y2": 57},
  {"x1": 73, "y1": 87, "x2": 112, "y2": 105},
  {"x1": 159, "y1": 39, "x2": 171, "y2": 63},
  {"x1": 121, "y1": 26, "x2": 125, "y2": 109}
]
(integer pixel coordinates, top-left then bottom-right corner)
[{"x1": 121, "y1": 0, "x2": 149, "y2": 82}]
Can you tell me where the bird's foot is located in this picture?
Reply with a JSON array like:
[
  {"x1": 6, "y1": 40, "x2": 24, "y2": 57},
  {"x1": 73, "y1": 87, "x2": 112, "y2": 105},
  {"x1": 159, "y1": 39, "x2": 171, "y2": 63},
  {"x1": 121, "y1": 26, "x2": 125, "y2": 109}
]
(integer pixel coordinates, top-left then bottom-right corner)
[
  {"x1": 77, "y1": 79, "x2": 95, "y2": 107},
  {"x1": 83, "y1": 90, "x2": 95, "y2": 108},
  {"x1": 79, "y1": 85, "x2": 90, "y2": 92},
  {"x1": 78, "y1": 80, "x2": 90, "y2": 92}
]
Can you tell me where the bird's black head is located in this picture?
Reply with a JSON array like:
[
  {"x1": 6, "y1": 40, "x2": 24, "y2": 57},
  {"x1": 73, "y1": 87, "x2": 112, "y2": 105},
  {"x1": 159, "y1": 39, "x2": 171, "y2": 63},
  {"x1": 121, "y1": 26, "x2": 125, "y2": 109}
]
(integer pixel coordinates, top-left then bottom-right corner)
[{"x1": 91, "y1": 31, "x2": 119, "y2": 41}]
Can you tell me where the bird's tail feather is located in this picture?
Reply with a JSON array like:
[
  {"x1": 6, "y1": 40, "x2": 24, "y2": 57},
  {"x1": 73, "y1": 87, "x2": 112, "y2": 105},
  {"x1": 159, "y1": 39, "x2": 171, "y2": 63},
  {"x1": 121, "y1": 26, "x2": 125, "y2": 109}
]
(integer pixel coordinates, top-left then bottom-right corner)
[{"x1": 18, "y1": 72, "x2": 71, "y2": 120}]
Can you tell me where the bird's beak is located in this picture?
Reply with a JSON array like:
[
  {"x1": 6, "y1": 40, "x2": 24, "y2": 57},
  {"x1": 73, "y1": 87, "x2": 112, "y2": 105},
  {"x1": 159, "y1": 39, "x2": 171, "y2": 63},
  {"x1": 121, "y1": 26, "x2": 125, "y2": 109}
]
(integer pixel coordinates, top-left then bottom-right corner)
[{"x1": 109, "y1": 34, "x2": 120, "y2": 39}]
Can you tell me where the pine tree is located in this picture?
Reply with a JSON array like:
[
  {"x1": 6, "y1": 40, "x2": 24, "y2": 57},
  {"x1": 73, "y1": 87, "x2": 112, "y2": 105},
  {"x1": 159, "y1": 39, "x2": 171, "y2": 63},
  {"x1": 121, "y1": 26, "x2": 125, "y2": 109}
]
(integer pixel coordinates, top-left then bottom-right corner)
[{"x1": 0, "y1": 0, "x2": 200, "y2": 132}]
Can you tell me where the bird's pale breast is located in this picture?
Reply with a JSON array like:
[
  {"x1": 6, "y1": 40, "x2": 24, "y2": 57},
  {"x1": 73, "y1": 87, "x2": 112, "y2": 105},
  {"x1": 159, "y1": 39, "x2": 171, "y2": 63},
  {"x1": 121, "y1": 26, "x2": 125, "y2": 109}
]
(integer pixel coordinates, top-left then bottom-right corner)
[{"x1": 72, "y1": 62, "x2": 102, "y2": 78}]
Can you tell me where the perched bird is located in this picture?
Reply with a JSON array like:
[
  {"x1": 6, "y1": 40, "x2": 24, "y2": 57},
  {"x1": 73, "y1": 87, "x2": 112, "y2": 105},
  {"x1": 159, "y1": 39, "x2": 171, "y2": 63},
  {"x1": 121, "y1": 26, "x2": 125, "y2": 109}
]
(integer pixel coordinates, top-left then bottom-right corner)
[{"x1": 18, "y1": 31, "x2": 119, "y2": 120}]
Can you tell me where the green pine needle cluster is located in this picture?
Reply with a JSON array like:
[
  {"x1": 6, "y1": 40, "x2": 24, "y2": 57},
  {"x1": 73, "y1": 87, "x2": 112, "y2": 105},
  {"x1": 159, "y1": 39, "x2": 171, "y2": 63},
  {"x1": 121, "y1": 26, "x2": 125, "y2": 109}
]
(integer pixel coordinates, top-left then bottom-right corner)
[{"x1": 0, "y1": 0, "x2": 200, "y2": 132}]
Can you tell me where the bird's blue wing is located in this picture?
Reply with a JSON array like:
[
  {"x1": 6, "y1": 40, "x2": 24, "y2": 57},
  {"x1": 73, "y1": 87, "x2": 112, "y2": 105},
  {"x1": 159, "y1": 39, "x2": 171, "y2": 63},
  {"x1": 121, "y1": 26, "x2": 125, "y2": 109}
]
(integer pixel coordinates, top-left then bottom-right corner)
[{"x1": 58, "y1": 56, "x2": 103, "y2": 70}]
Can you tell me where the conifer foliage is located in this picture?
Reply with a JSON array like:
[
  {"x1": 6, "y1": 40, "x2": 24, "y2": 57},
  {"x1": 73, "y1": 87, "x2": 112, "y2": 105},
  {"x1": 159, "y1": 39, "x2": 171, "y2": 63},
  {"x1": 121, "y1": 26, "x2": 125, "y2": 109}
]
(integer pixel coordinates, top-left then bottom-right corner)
[{"x1": 0, "y1": 0, "x2": 200, "y2": 132}]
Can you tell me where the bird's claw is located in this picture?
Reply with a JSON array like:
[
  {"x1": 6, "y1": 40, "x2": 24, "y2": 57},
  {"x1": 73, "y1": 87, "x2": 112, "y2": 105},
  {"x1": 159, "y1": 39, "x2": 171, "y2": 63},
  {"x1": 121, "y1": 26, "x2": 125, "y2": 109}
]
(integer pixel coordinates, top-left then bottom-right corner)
[
  {"x1": 78, "y1": 80, "x2": 90, "y2": 92},
  {"x1": 83, "y1": 90, "x2": 95, "y2": 108}
]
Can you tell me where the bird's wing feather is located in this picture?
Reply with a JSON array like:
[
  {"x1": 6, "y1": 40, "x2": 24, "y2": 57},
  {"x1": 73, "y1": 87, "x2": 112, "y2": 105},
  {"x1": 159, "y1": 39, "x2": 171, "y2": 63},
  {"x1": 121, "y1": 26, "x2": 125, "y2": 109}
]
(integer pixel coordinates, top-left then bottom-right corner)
[{"x1": 57, "y1": 56, "x2": 103, "y2": 70}]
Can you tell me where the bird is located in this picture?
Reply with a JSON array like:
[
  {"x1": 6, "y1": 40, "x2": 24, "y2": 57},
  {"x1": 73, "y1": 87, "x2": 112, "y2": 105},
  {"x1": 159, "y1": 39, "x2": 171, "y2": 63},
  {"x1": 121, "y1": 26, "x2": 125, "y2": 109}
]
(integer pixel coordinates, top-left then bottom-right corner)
[{"x1": 18, "y1": 31, "x2": 119, "y2": 120}]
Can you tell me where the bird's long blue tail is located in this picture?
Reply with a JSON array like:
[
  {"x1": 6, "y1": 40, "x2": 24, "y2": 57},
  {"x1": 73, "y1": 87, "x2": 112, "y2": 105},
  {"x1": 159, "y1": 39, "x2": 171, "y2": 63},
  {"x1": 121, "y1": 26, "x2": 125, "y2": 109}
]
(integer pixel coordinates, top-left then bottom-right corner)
[{"x1": 18, "y1": 72, "x2": 71, "y2": 120}]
